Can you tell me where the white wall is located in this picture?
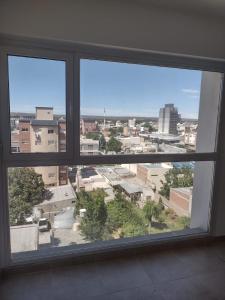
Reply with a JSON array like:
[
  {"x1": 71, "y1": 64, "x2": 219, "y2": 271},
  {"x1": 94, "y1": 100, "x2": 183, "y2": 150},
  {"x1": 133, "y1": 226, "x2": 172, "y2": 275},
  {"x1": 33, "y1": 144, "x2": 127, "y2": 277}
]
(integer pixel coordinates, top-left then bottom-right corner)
[{"x1": 0, "y1": 0, "x2": 225, "y2": 60}]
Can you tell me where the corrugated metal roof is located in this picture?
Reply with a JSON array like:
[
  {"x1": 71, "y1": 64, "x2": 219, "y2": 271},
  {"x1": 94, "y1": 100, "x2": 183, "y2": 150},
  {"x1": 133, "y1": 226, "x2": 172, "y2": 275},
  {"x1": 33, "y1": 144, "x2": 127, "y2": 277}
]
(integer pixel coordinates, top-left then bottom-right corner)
[{"x1": 119, "y1": 181, "x2": 142, "y2": 194}]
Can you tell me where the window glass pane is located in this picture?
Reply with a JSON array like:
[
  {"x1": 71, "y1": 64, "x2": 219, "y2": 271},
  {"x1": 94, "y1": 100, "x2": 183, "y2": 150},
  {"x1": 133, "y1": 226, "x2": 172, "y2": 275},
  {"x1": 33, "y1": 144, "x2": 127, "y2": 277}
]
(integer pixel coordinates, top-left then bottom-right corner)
[
  {"x1": 80, "y1": 59, "x2": 222, "y2": 155},
  {"x1": 8, "y1": 161, "x2": 214, "y2": 260},
  {"x1": 9, "y1": 56, "x2": 66, "y2": 153}
]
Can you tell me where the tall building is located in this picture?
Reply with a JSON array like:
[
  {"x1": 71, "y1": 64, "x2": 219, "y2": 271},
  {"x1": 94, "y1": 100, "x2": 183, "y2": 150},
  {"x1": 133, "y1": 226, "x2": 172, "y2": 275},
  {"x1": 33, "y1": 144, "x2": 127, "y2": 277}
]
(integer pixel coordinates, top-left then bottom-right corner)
[
  {"x1": 128, "y1": 118, "x2": 136, "y2": 128},
  {"x1": 18, "y1": 107, "x2": 67, "y2": 186},
  {"x1": 158, "y1": 104, "x2": 180, "y2": 135}
]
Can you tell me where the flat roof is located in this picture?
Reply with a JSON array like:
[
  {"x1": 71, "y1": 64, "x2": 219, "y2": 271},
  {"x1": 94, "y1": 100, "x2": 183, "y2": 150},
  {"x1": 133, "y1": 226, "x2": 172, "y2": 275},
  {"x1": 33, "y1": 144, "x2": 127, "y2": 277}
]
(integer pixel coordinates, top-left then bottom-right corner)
[
  {"x1": 19, "y1": 119, "x2": 31, "y2": 123},
  {"x1": 80, "y1": 138, "x2": 99, "y2": 145},
  {"x1": 36, "y1": 106, "x2": 53, "y2": 110},
  {"x1": 113, "y1": 167, "x2": 132, "y2": 176},
  {"x1": 10, "y1": 224, "x2": 38, "y2": 253},
  {"x1": 143, "y1": 163, "x2": 172, "y2": 169},
  {"x1": 149, "y1": 133, "x2": 181, "y2": 141},
  {"x1": 40, "y1": 184, "x2": 76, "y2": 205},
  {"x1": 119, "y1": 181, "x2": 142, "y2": 194},
  {"x1": 31, "y1": 120, "x2": 58, "y2": 126},
  {"x1": 171, "y1": 187, "x2": 193, "y2": 196}
]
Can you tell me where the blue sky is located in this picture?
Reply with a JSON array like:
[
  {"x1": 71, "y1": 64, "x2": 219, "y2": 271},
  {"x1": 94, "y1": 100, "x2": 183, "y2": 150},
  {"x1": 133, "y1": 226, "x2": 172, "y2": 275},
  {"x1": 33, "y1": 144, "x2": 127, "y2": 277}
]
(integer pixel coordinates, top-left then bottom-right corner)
[{"x1": 8, "y1": 56, "x2": 202, "y2": 119}]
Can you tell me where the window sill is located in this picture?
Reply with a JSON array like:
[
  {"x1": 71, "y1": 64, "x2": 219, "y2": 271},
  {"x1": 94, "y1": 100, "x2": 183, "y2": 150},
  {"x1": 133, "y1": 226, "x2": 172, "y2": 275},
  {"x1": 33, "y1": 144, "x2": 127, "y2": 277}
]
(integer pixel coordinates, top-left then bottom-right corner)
[{"x1": 4, "y1": 228, "x2": 212, "y2": 274}]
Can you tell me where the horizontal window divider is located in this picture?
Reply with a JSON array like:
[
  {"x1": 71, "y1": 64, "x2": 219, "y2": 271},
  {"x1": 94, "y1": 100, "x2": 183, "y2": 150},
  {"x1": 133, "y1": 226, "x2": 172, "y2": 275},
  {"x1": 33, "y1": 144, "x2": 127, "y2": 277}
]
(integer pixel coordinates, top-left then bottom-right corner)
[
  {"x1": 79, "y1": 152, "x2": 217, "y2": 165},
  {"x1": 5, "y1": 153, "x2": 73, "y2": 167},
  {"x1": 0, "y1": 45, "x2": 73, "y2": 62},
  {"x1": 1, "y1": 34, "x2": 225, "y2": 73},
  {"x1": 78, "y1": 52, "x2": 225, "y2": 74}
]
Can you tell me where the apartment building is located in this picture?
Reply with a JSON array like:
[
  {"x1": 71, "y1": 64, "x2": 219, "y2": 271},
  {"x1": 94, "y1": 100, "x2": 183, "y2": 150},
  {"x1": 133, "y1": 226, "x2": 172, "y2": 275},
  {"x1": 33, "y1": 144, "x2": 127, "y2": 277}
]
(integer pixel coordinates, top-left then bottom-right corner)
[
  {"x1": 18, "y1": 107, "x2": 67, "y2": 186},
  {"x1": 158, "y1": 104, "x2": 180, "y2": 135},
  {"x1": 137, "y1": 163, "x2": 172, "y2": 191},
  {"x1": 80, "y1": 138, "x2": 100, "y2": 155},
  {"x1": 80, "y1": 119, "x2": 98, "y2": 135}
]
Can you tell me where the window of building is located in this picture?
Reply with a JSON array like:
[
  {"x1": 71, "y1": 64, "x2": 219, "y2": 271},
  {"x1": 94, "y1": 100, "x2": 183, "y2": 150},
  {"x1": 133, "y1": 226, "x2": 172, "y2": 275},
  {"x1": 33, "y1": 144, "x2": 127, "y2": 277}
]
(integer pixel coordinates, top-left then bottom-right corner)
[
  {"x1": 48, "y1": 173, "x2": 55, "y2": 178},
  {"x1": 0, "y1": 41, "x2": 224, "y2": 268},
  {"x1": 21, "y1": 128, "x2": 29, "y2": 132}
]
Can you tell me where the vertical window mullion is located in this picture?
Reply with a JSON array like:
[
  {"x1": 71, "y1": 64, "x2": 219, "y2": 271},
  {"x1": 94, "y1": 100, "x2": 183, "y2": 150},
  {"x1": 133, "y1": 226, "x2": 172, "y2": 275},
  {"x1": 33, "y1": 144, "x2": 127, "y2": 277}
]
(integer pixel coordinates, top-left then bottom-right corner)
[
  {"x1": 65, "y1": 54, "x2": 76, "y2": 161},
  {"x1": 0, "y1": 50, "x2": 11, "y2": 268},
  {"x1": 73, "y1": 54, "x2": 80, "y2": 164}
]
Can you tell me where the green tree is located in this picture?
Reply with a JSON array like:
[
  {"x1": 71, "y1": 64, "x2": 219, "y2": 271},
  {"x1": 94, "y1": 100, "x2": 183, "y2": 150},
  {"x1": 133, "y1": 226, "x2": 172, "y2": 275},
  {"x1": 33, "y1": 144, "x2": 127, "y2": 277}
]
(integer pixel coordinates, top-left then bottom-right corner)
[
  {"x1": 106, "y1": 192, "x2": 146, "y2": 237},
  {"x1": 117, "y1": 127, "x2": 123, "y2": 134},
  {"x1": 177, "y1": 216, "x2": 190, "y2": 229},
  {"x1": 143, "y1": 200, "x2": 163, "y2": 231},
  {"x1": 106, "y1": 137, "x2": 122, "y2": 153},
  {"x1": 86, "y1": 132, "x2": 100, "y2": 140},
  {"x1": 159, "y1": 167, "x2": 193, "y2": 199},
  {"x1": 8, "y1": 168, "x2": 46, "y2": 225},
  {"x1": 121, "y1": 222, "x2": 147, "y2": 238},
  {"x1": 109, "y1": 128, "x2": 117, "y2": 137},
  {"x1": 78, "y1": 189, "x2": 108, "y2": 241},
  {"x1": 143, "y1": 123, "x2": 155, "y2": 133},
  {"x1": 99, "y1": 134, "x2": 106, "y2": 151},
  {"x1": 106, "y1": 192, "x2": 134, "y2": 231}
]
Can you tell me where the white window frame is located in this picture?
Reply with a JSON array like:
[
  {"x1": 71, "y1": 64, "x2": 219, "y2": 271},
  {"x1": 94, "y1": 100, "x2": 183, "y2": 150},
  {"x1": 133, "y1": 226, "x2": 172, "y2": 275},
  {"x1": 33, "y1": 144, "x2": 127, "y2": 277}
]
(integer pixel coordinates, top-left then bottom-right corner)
[{"x1": 0, "y1": 36, "x2": 225, "y2": 269}]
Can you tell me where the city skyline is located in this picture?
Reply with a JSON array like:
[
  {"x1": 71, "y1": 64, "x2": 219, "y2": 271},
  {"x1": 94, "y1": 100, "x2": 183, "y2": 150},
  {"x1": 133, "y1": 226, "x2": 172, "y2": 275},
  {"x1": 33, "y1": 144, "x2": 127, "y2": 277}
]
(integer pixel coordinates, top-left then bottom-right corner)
[{"x1": 8, "y1": 56, "x2": 201, "y2": 119}]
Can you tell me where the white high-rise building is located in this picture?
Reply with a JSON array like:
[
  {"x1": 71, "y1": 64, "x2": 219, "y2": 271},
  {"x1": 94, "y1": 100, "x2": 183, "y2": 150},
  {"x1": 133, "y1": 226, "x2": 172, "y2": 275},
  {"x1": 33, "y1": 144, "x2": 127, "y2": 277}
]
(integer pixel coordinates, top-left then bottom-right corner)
[
  {"x1": 128, "y1": 118, "x2": 136, "y2": 128},
  {"x1": 158, "y1": 104, "x2": 180, "y2": 135}
]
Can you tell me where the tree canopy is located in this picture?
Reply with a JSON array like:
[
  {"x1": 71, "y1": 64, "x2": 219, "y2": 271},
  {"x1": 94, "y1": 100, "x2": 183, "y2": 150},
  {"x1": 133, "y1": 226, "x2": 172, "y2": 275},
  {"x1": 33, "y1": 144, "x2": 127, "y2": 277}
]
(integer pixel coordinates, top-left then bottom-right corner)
[
  {"x1": 8, "y1": 168, "x2": 46, "y2": 225},
  {"x1": 143, "y1": 200, "x2": 164, "y2": 231},
  {"x1": 99, "y1": 134, "x2": 106, "y2": 151},
  {"x1": 143, "y1": 123, "x2": 156, "y2": 133},
  {"x1": 77, "y1": 189, "x2": 108, "y2": 241},
  {"x1": 85, "y1": 132, "x2": 100, "y2": 140},
  {"x1": 159, "y1": 167, "x2": 193, "y2": 199},
  {"x1": 106, "y1": 137, "x2": 122, "y2": 153}
]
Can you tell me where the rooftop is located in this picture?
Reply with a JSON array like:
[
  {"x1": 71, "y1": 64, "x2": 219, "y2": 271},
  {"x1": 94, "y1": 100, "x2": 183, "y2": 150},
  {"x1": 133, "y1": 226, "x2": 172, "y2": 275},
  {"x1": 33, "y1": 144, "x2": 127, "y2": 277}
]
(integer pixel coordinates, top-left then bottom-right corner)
[
  {"x1": 40, "y1": 184, "x2": 76, "y2": 205},
  {"x1": 113, "y1": 167, "x2": 133, "y2": 177},
  {"x1": 10, "y1": 224, "x2": 38, "y2": 253},
  {"x1": 80, "y1": 138, "x2": 99, "y2": 145},
  {"x1": 171, "y1": 187, "x2": 193, "y2": 196},
  {"x1": 119, "y1": 181, "x2": 142, "y2": 194},
  {"x1": 31, "y1": 120, "x2": 58, "y2": 126},
  {"x1": 36, "y1": 106, "x2": 53, "y2": 110}
]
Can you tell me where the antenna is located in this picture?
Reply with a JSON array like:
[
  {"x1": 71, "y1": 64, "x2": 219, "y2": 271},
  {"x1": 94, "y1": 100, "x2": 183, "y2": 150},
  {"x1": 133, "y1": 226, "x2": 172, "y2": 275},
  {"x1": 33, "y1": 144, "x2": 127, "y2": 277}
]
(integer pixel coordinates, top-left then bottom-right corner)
[{"x1": 104, "y1": 107, "x2": 106, "y2": 129}]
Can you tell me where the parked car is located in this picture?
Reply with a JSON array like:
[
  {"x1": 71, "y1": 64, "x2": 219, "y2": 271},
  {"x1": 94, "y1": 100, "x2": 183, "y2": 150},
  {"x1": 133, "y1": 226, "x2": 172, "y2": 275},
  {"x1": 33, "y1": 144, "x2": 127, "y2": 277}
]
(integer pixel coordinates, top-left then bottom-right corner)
[{"x1": 38, "y1": 218, "x2": 50, "y2": 232}]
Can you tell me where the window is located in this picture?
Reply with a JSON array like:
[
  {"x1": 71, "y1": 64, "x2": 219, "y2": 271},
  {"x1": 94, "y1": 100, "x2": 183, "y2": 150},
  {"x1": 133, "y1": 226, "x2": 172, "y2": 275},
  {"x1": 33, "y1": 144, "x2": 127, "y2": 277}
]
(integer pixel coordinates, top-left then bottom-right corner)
[
  {"x1": 80, "y1": 60, "x2": 221, "y2": 156},
  {"x1": 8, "y1": 55, "x2": 66, "y2": 153},
  {"x1": 48, "y1": 173, "x2": 55, "y2": 178},
  {"x1": 0, "y1": 42, "x2": 224, "y2": 267},
  {"x1": 7, "y1": 161, "x2": 214, "y2": 259}
]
